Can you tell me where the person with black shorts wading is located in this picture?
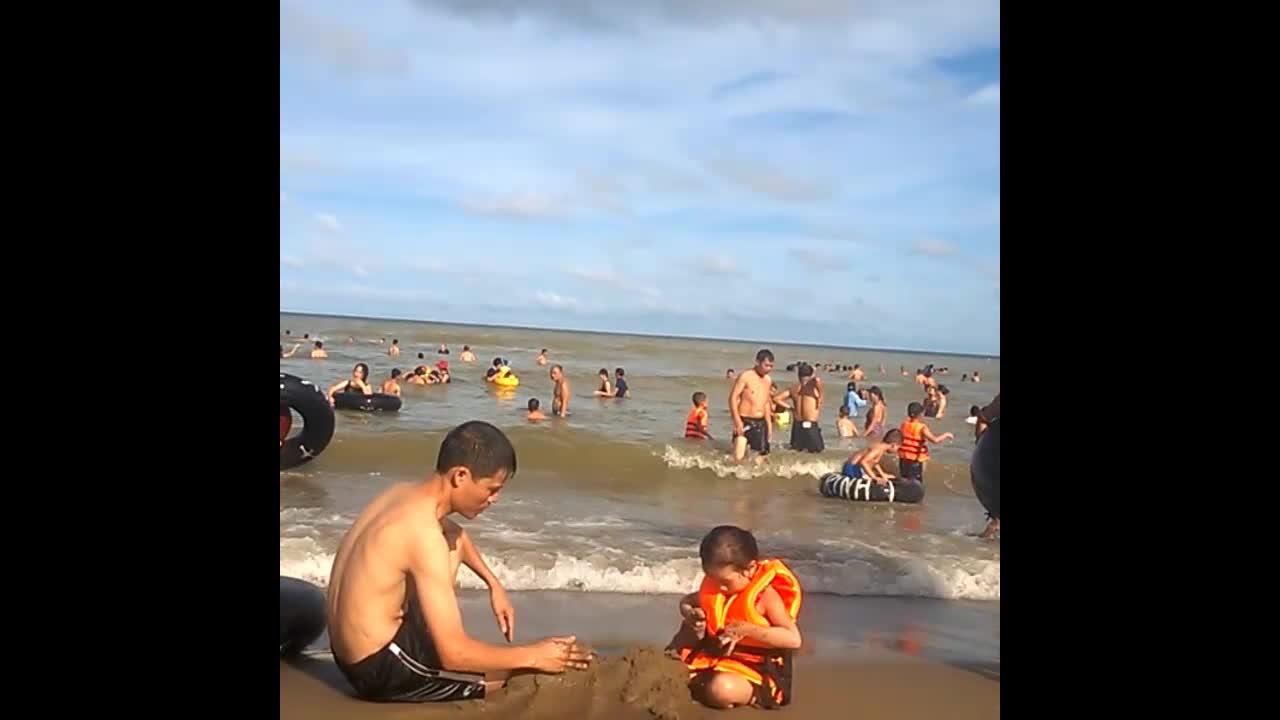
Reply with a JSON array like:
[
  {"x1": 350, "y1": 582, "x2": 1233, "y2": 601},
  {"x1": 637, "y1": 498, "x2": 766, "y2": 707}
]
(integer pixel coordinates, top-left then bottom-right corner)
[{"x1": 772, "y1": 363, "x2": 824, "y2": 453}]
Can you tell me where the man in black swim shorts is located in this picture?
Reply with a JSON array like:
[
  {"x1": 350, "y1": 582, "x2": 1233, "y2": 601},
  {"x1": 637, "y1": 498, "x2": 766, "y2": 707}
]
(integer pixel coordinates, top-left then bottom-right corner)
[
  {"x1": 775, "y1": 363, "x2": 824, "y2": 453},
  {"x1": 730, "y1": 349, "x2": 776, "y2": 462},
  {"x1": 325, "y1": 421, "x2": 594, "y2": 704}
]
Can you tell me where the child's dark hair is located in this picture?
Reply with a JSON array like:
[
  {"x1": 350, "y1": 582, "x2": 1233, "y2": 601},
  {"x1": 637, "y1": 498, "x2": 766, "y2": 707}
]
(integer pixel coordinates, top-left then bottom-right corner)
[
  {"x1": 390, "y1": 368, "x2": 402, "y2": 378},
  {"x1": 839, "y1": 404, "x2": 849, "y2": 417},
  {"x1": 969, "y1": 405, "x2": 981, "y2": 417},
  {"x1": 615, "y1": 367, "x2": 625, "y2": 376},
  {"x1": 692, "y1": 391, "x2": 706, "y2": 405},
  {"x1": 907, "y1": 401, "x2": 924, "y2": 418},
  {"x1": 699, "y1": 525, "x2": 760, "y2": 570},
  {"x1": 755, "y1": 349, "x2": 774, "y2": 363},
  {"x1": 884, "y1": 428, "x2": 904, "y2": 444},
  {"x1": 436, "y1": 420, "x2": 517, "y2": 479},
  {"x1": 314, "y1": 340, "x2": 323, "y2": 348},
  {"x1": 599, "y1": 367, "x2": 609, "y2": 376},
  {"x1": 847, "y1": 381, "x2": 857, "y2": 391},
  {"x1": 528, "y1": 398, "x2": 540, "y2": 411}
]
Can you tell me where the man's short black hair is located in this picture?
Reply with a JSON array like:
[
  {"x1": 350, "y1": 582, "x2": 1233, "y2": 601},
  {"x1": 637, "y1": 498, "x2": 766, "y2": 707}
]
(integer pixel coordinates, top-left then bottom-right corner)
[
  {"x1": 884, "y1": 428, "x2": 903, "y2": 444},
  {"x1": 756, "y1": 349, "x2": 774, "y2": 364},
  {"x1": 436, "y1": 421, "x2": 517, "y2": 480},
  {"x1": 615, "y1": 367, "x2": 625, "y2": 376},
  {"x1": 700, "y1": 525, "x2": 760, "y2": 570}
]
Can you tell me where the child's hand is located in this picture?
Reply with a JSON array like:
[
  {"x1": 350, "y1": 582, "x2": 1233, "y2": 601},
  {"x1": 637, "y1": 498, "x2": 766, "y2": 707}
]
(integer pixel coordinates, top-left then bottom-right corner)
[{"x1": 681, "y1": 605, "x2": 706, "y2": 636}]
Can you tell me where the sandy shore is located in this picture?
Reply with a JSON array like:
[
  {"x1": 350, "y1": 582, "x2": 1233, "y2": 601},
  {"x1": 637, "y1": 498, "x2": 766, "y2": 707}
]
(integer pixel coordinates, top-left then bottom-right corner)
[{"x1": 281, "y1": 590, "x2": 997, "y2": 719}]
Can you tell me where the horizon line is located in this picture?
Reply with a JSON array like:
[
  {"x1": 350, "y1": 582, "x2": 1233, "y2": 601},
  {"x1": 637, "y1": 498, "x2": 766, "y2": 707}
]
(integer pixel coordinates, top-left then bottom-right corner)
[{"x1": 280, "y1": 308, "x2": 999, "y2": 360}]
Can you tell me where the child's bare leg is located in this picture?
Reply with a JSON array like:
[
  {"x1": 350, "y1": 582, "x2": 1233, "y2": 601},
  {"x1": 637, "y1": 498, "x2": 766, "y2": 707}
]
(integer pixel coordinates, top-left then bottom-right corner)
[{"x1": 692, "y1": 671, "x2": 756, "y2": 709}]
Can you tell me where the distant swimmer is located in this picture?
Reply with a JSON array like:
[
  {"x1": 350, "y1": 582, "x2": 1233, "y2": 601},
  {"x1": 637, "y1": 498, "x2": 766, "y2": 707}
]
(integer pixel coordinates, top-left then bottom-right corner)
[
  {"x1": 484, "y1": 358, "x2": 505, "y2": 383},
  {"x1": 328, "y1": 363, "x2": 373, "y2": 405},
  {"x1": 389, "y1": 339, "x2": 400, "y2": 358},
  {"x1": 773, "y1": 362, "x2": 824, "y2": 454},
  {"x1": 840, "y1": 429, "x2": 903, "y2": 486},
  {"x1": 836, "y1": 406, "x2": 859, "y2": 438},
  {"x1": 961, "y1": 374, "x2": 969, "y2": 382},
  {"x1": 878, "y1": 364, "x2": 885, "y2": 375},
  {"x1": 726, "y1": 368, "x2": 736, "y2": 380},
  {"x1": 460, "y1": 345, "x2": 476, "y2": 362},
  {"x1": 382, "y1": 369, "x2": 403, "y2": 397},
  {"x1": 284, "y1": 329, "x2": 291, "y2": 336},
  {"x1": 613, "y1": 368, "x2": 629, "y2": 398},
  {"x1": 914, "y1": 369, "x2": 926, "y2": 385},
  {"x1": 418, "y1": 352, "x2": 426, "y2": 361},
  {"x1": 593, "y1": 368, "x2": 613, "y2": 397},
  {"x1": 438, "y1": 344, "x2": 450, "y2": 355},
  {"x1": 550, "y1": 364, "x2": 570, "y2": 417},
  {"x1": 685, "y1": 392, "x2": 712, "y2": 440},
  {"x1": 923, "y1": 384, "x2": 948, "y2": 418},
  {"x1": 407, "y1": 366, "x2": 429, "y2": 386},
  {"x1": 850, "y1": 364, "x2": 865, "y2": 381},
  {"x1": 325, "y1": 422, "x2": 594, "y2": 704},
  {"x1": 897, "y1": 402, "x2": 955, "y2": 485},
  {"x1": 310, "y1": 340, "x2": 328, "y2": 359},
  {"x1": 844, "y1": 382, "x2": 867, "y2": 419},
  {"x1": 526, "y1": 398, "x2": 546, "y2": 422},
  {"x1": 280, "y1": 343, "x2": 300, "y2": 358},
  {"x1": 304, "y1": 333, "x2": 311, "y2": 340},
  {"x1": 434, "y1": 360, "x2": 451, "y2": 383},
  {"x1": 347, "y1": 337, "x2": 355, "y2": 345},
  {"x1": 972, "y1": 371, "x2": 981, "y2": 383},
  {"x1": 536, "y1": 349, "x2": 548, "y2": 366},
  {"x1": 900, "y1": 366, "x2": 908, "y2": 376},
  {"x1": 863, "y1": 386, "x2": 886, "y2": 437},
  {"x1": 729, "y1": 350, "x2": 775, "y2": 463}
]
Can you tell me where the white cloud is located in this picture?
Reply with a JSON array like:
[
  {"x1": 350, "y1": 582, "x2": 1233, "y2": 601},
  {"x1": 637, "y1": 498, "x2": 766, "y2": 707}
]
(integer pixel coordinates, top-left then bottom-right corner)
[
  {"x1": 696, "y1": 254, "x2": 740, "y2": 275},
  {"x1": 281, "y1": 255, "x2": 305, "y2": 269},
  {"x1": 705, "y1": 153, "x2": 830, "y2": 204},
  {"x1": 786, "y1": 247, "x2": 849, "y2": 272},
  {"x1": 281, "y1": 2, "x2": 411, "y2": 76},
  {"x1": 910, "y1": 238, "x2": 958, "y2": 257},
  {"x1": 315, "y1": 213, "x2": 342, "y2": 232},
  {"x1": 462, "y1": 192, "x2": 565, "y2": 220},
  {"x1": 353, "y1": 264, "x2": 370, "y2": 278},
  {"x1": 534, "y1": 291, "x2": 581, "y2": 310},
  {"x1": 967, "y1": 83, "x2": 1000, "y2": 106}
]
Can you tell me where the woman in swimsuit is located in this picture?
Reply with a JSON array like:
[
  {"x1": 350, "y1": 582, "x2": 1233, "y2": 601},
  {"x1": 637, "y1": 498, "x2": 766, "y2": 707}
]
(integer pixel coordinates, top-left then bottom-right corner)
[
  {"x1": 593, "y1": 368, "x2": 613, "y2": 397},
  {"x1": 923, "y1": 384, "x2": 945, "y2": 418},
  {"x1": 863, "y1": 386, "x2": 886, "y2": 437},
  {"x1": 327, "y1": 363, "x2": 373, "y2": 404}
]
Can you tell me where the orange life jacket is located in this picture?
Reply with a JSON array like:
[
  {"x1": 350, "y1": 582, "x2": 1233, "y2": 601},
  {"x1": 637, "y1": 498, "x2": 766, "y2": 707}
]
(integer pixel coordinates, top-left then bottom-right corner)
[
  {"x1": 898, "y1": 419, "x2": 928, "y2": 461},
  {"x1": 685, "y1": 406, "x2": 709, "y2": 439},
  {"x1": 678, "y1": 559, "x2": 803, "y2": 707}
]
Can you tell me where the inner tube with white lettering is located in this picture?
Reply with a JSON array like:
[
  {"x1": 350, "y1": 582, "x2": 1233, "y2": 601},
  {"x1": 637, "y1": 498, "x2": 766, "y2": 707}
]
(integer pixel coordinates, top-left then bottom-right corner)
[
  {"x1": 280, "y1": 576, "x2": 327, "y2": 658},
  {"x1": 281, "y1": 373, "x2": 335, "y2": 471},
  {"x1": 332, "y1": 392, "x2": 403, "y2": 412},
  {"x1": 818, "y1": 472, "x2": 925, "y2": 504},
  {"x1": 971, "y1": 416, "x2": 999, "y2": 519}
]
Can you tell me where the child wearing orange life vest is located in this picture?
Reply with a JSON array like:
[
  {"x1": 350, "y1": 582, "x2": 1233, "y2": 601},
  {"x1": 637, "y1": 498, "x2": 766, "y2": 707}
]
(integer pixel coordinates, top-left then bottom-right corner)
[
  {"x1": 685, "y1": 392, "x2": 712, "y2": 440},
  {"x1": 667, "y1": 526, "x2": 802, "y2": 710},
  {"x1": 897, "y1": 401, "x2": 954, "y2": 484}
]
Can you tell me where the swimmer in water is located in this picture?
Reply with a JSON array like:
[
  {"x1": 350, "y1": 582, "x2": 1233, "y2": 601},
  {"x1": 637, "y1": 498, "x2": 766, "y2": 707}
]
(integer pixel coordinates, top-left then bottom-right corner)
[
  {"x1": 729, "y1": 350, "x2": 775, "y2": 464},
  {"x1": 726, "y1": 368, "x2": 736, "y2": 380},
  {"x1": 923, "y1": 384, "x2": 947, "y2": 418},
  {"x1": 900, "y1": 366, "x2": 908, "y2": 376},
  {"x1": 836, "y1": 405, "x2": 859, "y2": 438},
  {"x1": 685, "y1": 392, "x2": 712, "y2": 440},
  {"x1": 863, "y1": 386, "x2": 886, "y2": 437},
  {"x1": 526, "y1": 398, "x2": 546, "y2": 422},
  {"x1": 772, "y1": 362, "x2": 823, "y2": 453},
  {"x1": 536, "y1": 349, "x2": 548, "y2": 366},
  {"x1": 346, "y1": 337, "x2": 355, "y2": 345},
  {"x1": 406, "y1": 366, "x2": 429, "y2": 386},
  {"x1": 460, "y1": 345, "x2": 476, "y2": 362},
  {"x1": 438, "y1": 343, "x2": 449, "y2": 355},
  {"x1": 327, "y1": 363, "x2": 373, "y2": 405},
  {"x1": 382, "y1": 369, "x2": 403, "y2": 397},
  {"x1": 593, "y1": 368, "x2": 613, "y2": 397},
  {"x1": 280, "y1": 343, "x2": 300, "y2": 358},
  {"x1": 972, "y1": 371, "x2": 981, "y2": 383},
  {"x1": 850, "y1": 364, "x2": 865, "y2": 381},
  {"x1": 614, "y1": 368, "x2": 629, "y2": 398},
  {"x1": 310, "y1": 340, "x2": 328, "y2": 359},
  {"x1": 841, "y1": 429, "x2": 903, "y2": 486},
  {"x1": 389, "y1": 339, "x2": 400, "y2": 358},
  {"x1": 550, "y1": 364, "x2": 570, "y2": 417},
  {"x1": 434, "y1": 360, "x2": 451, "y2": 383}
]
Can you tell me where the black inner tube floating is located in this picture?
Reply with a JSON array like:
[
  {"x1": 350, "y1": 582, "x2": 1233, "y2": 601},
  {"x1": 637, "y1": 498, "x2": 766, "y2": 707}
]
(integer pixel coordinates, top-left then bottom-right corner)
[
  {"x1": 818, "y1": 472, "x2": 925, "y2": 504},
  {"x1": 281, "y1": 373, "x2": 336, "y2": 471},
  {"x1": 332, "y1": 392, "x2": 402, "y2": 413},
  {"x1": 971, "y1": 416, "x2": 999, "y2": 519},
  {"x1": 280, "y1": 576, "x2": 327, "y2": 658}
]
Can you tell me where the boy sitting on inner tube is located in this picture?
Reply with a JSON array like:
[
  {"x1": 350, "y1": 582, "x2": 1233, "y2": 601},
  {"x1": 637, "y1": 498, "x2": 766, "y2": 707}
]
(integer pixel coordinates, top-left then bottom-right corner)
[
  {"x1": 666, "y1": 526, "x2": 803, "y2": 710},
  {"x1": 841, "y1": 429, "x2": 903, "y2": 486}
]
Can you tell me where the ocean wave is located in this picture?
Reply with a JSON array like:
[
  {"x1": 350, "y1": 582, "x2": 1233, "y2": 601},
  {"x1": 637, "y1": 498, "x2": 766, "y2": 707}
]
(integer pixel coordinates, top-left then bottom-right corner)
[
  {"x1": 279, "y1": 541, "x2": 999, "y2": 601},
  {"x1": 659, "y1": 444, "x2": 840, "y2": 480}
]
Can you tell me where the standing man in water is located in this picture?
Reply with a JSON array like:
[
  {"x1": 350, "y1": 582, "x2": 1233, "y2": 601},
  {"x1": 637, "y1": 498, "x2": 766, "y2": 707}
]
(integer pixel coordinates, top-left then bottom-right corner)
[
  {"x1": 773, "y1": 362, "x2": 824, "y2": 453},
  {"x1": 550, "y1": 364, "x2": 570, "y2": 417},
  {"x1": 326, "y1": 421, "x2": 594, "y2": 703},
  {"x1": 729, "y1": 349, "x2": 776, "y2": 463}
]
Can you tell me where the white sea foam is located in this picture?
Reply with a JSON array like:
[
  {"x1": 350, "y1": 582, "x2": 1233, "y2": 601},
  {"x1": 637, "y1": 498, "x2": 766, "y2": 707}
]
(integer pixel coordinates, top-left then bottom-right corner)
[{"x1": 659, "y1": 445, "x2": 838, "y2": 480}]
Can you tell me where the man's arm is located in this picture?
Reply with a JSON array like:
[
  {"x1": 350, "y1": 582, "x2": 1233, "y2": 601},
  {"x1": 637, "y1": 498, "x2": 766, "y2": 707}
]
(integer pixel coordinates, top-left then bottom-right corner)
[
  {"x1": 409, "y1": 522, "x2": 540, "y2": 672},
  {"x1": 559, "y1": 380, "x2": 571, "y2": 416},
  {"x1": 729, "y1": 374, "x2": 748, "y2": 430}
]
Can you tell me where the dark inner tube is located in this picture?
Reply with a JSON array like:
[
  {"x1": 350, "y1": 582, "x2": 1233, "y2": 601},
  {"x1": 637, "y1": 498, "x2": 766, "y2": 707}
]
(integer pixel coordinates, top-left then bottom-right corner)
[
  {"x1": 280, "y1": 576, "x2": 327, "y2": 658},
  {"x1": 818, "y1": 472, "x2": 925, "y2": 504},
  {"x1": 332, "y1": 392, "x2": 403, "y2": 413},
  {"x1": 281, "y1": 373, "x2": 336, "y2": 471},
  {"x1": 971, "y1": 416, "x2": 1000, "y2": 519}
]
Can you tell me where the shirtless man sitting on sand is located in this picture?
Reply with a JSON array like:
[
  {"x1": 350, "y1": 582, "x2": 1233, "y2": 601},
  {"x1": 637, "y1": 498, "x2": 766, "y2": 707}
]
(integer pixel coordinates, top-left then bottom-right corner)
[
  {"x1": 326, "y1": 421, "x2": 594, "y2": 703},
  {"x1": 729, "y1": 349, "x2": 776, "y2": 463}
]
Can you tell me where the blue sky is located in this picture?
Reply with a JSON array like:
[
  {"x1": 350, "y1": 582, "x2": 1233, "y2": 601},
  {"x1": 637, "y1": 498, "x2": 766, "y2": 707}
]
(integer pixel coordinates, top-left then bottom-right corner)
[{"x1": 280, "y1": 1, "x2": 1000, "y2": 355}]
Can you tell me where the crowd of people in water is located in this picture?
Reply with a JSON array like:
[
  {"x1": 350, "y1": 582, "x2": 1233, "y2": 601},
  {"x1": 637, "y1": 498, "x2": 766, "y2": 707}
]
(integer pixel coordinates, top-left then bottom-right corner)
[{"x1": 281, "y1": 329, "x2": 999, "y2": 712}]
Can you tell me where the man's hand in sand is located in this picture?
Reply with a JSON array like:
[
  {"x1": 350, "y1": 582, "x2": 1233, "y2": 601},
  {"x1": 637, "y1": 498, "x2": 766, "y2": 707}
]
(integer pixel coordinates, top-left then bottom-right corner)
[
  {"x1": 491, "y1": 586, "x2": 516, "y2": 642},
  {"x1": 530, "y1": 635, "x2": 595, "y2": 673}
]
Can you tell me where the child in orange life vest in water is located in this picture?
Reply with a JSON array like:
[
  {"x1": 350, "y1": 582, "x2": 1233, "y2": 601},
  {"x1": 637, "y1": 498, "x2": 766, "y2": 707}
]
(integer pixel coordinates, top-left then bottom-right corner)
[
  {"x1": 685, "y1": 392, "x2": 712, "y2": 440},
  {"x1": 666, "y1": 526, "x2": 802, "y2": 709},
  {"x1": 897, "y1": 401, "x2": 954, "y2": 484}
]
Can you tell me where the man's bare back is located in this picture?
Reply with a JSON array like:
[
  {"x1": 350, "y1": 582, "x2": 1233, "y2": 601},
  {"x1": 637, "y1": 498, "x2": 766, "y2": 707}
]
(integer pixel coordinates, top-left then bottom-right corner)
[{"x1": 325, "y1": 421, "x2": 592, "y2": 704}]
